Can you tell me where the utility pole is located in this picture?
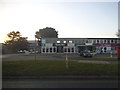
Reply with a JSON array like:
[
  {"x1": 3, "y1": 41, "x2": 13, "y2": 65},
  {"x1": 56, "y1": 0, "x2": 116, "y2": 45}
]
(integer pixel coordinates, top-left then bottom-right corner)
[{"x1": 34, "y1": 36, "x2": 37, "y2": 61}]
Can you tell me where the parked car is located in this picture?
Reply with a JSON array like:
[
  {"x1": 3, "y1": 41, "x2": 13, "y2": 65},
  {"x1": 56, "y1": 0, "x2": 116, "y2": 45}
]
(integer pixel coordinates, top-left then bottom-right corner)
[
  {"x1": 79, "y1": 51, "x2": 93, "y2": 57},
  {"x1": 18, "y1": 50, "x2": 25, "y2": 53}
]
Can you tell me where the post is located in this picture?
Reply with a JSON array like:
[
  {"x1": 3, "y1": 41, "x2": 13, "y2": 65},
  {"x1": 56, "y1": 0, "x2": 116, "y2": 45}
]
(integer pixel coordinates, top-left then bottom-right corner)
[
  {"x1": 110, "y1": 51, "x2": 112, "y2": 58},
  {"x1": 35, "y1": 36, "x2": 36, "y2": 61},
  {"x1": 66, "y1": 55, "x2": 69, "y2": 69}
]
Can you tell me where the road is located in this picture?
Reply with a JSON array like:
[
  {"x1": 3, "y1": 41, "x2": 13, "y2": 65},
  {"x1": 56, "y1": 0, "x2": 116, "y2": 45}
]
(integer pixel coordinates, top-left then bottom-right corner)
[
  {"x1": 2, "y1": 79, "x2": 118, "y2": 88},
  {"x1": 2, "y1": 54, "x2": 118, "y2": 64}
]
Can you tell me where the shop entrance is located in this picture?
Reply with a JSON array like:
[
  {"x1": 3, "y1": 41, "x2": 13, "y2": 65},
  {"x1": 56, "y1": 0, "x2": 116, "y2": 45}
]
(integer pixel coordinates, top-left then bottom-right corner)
[
  {"x1": 78, "y1": 45, "x2": 96, "y2": 53},
  {"x1": 78, "y1": 46, "x2": 86, "y2": 53},
  {"x1": 57, "y1": 46, "x2": 63, "y2": 53}
]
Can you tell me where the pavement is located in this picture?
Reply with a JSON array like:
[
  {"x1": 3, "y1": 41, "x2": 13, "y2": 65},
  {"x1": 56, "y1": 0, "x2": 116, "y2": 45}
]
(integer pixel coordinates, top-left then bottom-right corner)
[
  {"x1": 3, "y1": 75, "x2": 118, "y2": 80},
  {"x1": 2, "y1": 79, "x2": 118, "y2": 88},
  {"x1": 2, "y1": 53, "x2": 118, "y2": 61}
]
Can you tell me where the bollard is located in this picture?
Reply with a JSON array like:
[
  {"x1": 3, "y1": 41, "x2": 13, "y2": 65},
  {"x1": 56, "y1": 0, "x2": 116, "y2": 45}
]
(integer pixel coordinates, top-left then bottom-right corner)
[
  {"x1": 110, "y1": 52, "x2": 112, "y2": 58},
  {"x1": 66, "y1": 55, "x2": 68, "y2": 69}
]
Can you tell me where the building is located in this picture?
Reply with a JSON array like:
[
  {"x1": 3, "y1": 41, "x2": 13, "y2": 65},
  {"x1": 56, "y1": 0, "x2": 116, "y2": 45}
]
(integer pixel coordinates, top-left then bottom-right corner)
[{"x1": 38, "y1": 38, "x2": 120, "y2": 54}]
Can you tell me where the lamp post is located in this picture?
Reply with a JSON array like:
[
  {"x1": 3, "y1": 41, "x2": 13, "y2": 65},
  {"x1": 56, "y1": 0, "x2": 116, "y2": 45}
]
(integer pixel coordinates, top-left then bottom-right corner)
[{"x1": 34, "y1": 35, "x2": 37, "y2": 61}]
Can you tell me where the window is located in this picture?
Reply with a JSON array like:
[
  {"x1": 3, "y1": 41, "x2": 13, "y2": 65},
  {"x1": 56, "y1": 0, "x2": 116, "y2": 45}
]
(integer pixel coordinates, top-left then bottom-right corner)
[
  {"x1": 57, "y1": 41, "x2": 60, "y2": 43},
  {"x1": 86, "y1": 40, "x2": 88, "y2": 43},
  {"x1": 111, "y1": 40, "x2": 114, "y2": 43},
  {"x1": 63, "y1": 41, "x2": 67, "y2": 43},
  {"x1": 72, "y1": 48, "x2": 74, "y2": 52},
  {"x1": 108, "y1": 40, "x2": 110, "y2": 43},
  {"x1": 93, "y1": 40, "x2": 96, "y2": 43},
  {"x1": 50, "y1": 48, "x2": 52, "y2": 52},
  {"x1": 115, "y1": 40, "x2": 117, "y2": 43},
  {"x1": 43, "y1": 48, "x2": 45, "y2": 52},
  {"x1": 97, "y1": 40, "x2": 99, "y2": 43},
  {"x1": 46, "y1": 48, "x2": 49, "y2": 52},
  {"x1": 69, "y1": 41, "x2": 72, "y2": 43},
  {"x1": 53, "y1": 48, "x2": 56, "y2": 52},
  {"x1": 68, "y1": 48, "x2": 70, "y2": 52},
  {"x1": 64, "y1": 48, "x2": 67, "y2": 52},
  {"x1": 104, "y1": 40, "x2": 106, "y2": 43}
]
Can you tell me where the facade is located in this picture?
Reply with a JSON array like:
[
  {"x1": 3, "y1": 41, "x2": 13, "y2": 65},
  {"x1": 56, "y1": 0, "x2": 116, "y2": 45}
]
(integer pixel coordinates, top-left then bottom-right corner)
[{"x1": 38, "y1": 38, "x2": 120, "y2": 54}]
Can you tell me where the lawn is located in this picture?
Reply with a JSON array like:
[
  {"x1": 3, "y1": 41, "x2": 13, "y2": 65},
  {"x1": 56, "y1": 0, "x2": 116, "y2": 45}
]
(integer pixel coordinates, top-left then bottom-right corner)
[
  {"x1": 78, "y1": 58, "x2": 118, "y2": 61},
  {"x1": 2, "y1": 60, "x2": 118, "y2": 76}
]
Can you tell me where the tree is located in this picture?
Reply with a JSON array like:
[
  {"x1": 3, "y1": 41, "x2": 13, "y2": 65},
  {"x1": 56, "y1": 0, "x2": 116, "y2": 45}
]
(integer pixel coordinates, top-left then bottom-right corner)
[
  {"x1": 4, "y1": 31, "x2": 28, "y2": 53},
  {"x1": 35, "y1": 27, "x2": 58, "y2": 40}
]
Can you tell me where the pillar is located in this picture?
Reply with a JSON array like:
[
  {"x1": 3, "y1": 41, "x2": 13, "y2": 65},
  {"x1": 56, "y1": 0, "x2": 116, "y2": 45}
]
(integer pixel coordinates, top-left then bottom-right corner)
[
  {"x1": 74, "y1": 47, "x2": 76, "y2": 53},
  {"x1": 45, "y1": 47, "x2": 46, "y2": 53},
  {"x1": 52, "y1": 47, "x2": 54, "y2": 53}
]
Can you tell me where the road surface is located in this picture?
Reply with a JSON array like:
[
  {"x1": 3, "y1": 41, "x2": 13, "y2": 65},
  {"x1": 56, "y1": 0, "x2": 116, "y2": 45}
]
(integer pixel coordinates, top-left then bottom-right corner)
[{"x1": 2, "y1": 79, "x2": 118, "y2": 88}]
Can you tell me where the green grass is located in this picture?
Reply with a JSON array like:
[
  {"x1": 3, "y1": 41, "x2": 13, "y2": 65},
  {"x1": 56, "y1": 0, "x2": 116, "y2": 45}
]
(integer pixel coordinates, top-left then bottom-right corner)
[
  {"x1": 2, "y1": 60, "x2": 118, "y2": 76},
  {"x1": 78, "y1": 58, "x2": 118, "y2": 61}
]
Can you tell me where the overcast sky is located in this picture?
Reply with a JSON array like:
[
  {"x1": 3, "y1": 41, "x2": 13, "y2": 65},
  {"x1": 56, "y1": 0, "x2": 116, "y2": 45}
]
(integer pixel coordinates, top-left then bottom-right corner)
[{"x1": 0, "y1": 0, "x2": 119, "y2": 43}]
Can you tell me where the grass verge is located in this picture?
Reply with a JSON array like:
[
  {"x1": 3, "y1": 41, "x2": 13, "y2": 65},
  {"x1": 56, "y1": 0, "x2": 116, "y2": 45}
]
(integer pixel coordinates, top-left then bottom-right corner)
[
  {"x1": 77, "y1": 58, "x2": 118, "y2": 61},
  {"x1": 3, "y1": 60, "x2": 118, "y2": 76}
]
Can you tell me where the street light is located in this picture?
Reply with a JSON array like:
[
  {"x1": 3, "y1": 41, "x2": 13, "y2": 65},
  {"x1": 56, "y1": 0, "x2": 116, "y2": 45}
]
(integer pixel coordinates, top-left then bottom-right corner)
[{"x1": 34, "y1": 35, "x2": 37, "y2": 61}]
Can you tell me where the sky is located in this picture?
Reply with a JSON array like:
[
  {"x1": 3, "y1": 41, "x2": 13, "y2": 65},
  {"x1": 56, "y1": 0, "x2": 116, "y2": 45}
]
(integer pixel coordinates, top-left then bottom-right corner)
[{"x1": 0, "y1": 0, "x2": 119, "y2": 43}]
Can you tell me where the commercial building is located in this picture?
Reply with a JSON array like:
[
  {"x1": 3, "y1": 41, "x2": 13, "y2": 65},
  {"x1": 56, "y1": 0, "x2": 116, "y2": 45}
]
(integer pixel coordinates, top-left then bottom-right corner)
[{"x1": 37, "y1": 38, "x2": 120, "y2": 54}]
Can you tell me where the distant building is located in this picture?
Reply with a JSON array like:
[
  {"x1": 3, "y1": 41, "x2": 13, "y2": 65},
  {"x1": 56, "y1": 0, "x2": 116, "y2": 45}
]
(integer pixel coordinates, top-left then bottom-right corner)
[
  {"x1": 36, "y1": 38, "x2": 120, "y2": 54},
  {"x1": 28, "y1": 40, "x2": 39, "y2": 52}
]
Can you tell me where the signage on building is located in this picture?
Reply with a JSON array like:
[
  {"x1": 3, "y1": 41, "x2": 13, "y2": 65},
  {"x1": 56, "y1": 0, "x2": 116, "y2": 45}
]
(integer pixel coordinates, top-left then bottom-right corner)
[
  {"x1": 68, "y1": 43, "x2": 75, "y2": 47},
  {"x1": 94, "y1": 44, "x2": 111, "y2": 47},
  {"x1": 85, "y1": 43, "x2": 93, "y2": 45},
  {"x1": 45, "y1": 43, "x2": 53, "y2": 47},
  {"x1": 53, "y1": 43, "x2": 66, "y2": 46},
  {"x1": 93, "y1": 44, "x2": 120, "y2": 47}
]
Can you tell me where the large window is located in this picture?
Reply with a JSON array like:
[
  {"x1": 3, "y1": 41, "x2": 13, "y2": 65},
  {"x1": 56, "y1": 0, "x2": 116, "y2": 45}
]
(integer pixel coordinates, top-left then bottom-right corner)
[
  {"x1": 71, "y1": 48, "x2": 74, "y2": 52},
  {"x1": 68, "y1": 48, "x2": 70, "y2": 52},
  {"x1": 53, "y1": 47, "x2": 56, "y2": 52},
  {"x1": 64, "y1": 48, "x2": 67, "y2": 52},
  {"x1": 104, "y1": 40, "x2": 107, "y2": 43},
  {"x1": 69, "y1": 41, "x2": 72, "y2": 43},
  {"x1": 97, "y1": 40, "x2": 99, "y2": 43},
  {"x1": 46, "y1": 48, "x2": 49, "y2": 52},
  {"x1": 57, "y1": 41, "x2": 60, "y2": 43},
  {"x1": 108, "y1": 40, "x2": 110, "y2": 43},
  {"x1": 50, "y1": 48, "x2": 52, "y2": 52},
  {"x1": 63, "y1": 41, "x2": 67, "y2": 43},
  {"x1": 43, "y1": 48, "x2": 45, "y2": 52},
  {"x1": 111, "y1": 40, "x2": 114, "y2": 43},
  {"x1": 86, "y1": 40, "x2": 88, "y2": 43}
]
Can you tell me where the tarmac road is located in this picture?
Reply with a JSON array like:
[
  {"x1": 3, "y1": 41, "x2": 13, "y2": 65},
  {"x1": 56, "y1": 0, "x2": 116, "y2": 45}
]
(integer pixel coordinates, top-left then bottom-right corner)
[
  {"x1": 2, "y1": 79, "x2": 118, "y2": 88},
  {"x1": 2, "y1": 53, "x2": 118, "y2": 64}
]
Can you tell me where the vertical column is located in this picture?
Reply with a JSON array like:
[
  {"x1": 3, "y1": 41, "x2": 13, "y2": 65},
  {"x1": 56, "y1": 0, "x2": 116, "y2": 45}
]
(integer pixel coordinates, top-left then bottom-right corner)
[
  {"x1": 52, "y1": 47, "x2": 54, "y2": 53},
  {"x1": 70, "y1": 47, "x2": 71, "y2": 53},
  {"x1": 56, "y1": 47, "x2": 57, "y2": 53},
  {"x1": 45, "y1": 47, "x2": 46, "y2": 53},
  {"x1": 41, "y1": 47, "x2": 43, "y2": 53},
  {"x1": 67, "y1": 47, "x2": 68, "y2": 53},
  {"x1": 48, "y1": 48, "x2": 50, "y2": 53},
  {"x1": 74, "y1": 47, "x2": 76, "y2": 53},
  {"x1": 110, "y1": 40, "x2": 111, "y2": 44}
]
